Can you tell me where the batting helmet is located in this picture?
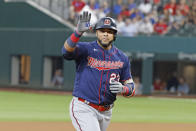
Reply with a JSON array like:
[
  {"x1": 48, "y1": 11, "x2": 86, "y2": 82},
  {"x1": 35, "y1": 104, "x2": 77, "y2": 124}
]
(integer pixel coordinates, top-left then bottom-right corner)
[{"x1": 95, "y1": 17, "x2": 117, "y2": 34}]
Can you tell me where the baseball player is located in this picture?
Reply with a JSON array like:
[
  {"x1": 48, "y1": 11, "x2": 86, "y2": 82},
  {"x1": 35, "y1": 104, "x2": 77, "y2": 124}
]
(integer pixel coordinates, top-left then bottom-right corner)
[{"x1": 62, "y1": 11, "x2": 135, "y2": 131}]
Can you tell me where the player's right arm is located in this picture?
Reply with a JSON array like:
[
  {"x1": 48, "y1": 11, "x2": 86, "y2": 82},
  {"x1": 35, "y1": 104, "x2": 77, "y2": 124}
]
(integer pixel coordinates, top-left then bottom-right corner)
[{"x1": 62, "y1": 12, "x2": 91, "y2": 59}]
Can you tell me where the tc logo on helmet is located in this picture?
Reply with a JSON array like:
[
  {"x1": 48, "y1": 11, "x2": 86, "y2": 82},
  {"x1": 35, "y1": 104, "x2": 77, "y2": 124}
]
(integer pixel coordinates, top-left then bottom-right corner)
[{"x1": 104, "y1": 19, "x2": 111, "y2": 25}]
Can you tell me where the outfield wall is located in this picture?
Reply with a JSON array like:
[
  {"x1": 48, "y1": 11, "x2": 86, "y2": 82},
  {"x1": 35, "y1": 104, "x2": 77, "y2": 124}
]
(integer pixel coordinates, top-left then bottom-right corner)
[{"x1": 1, "y1": 29, "x2": 196, "y2": 94}]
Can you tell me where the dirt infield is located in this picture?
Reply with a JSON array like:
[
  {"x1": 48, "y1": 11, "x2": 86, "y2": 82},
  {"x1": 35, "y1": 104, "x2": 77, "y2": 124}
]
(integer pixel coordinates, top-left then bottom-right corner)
[{"x1": 1, "y1": 122, "x2": 196, "y2": 131}]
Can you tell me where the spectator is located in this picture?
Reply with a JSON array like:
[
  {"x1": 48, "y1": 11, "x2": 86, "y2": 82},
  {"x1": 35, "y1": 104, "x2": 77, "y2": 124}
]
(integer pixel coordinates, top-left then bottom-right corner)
[
  {"x1": 88, "y1": 0, "x2": 100, "y2": 10},
  {"x1": 146, "y1": 10, "x2": 158, "y2": 25},
  {"x1": 71, "y1": 0, "x2": 86, "y2": 12},
  {"x1": 102, "y1": 1, "x2": 110, "y2": 15},
  {"x1": 177, "y1": 77, "x2": 189, "y2": 96},
  {"x1": 138, "y1": 0, "x2": 152, "y2": 15},
  {"x1": 153, "y1": 77, "x2": 164, "y2": 91},
  {"x1": 97, "y1": 1, "x2": 110, "y2": 19},
  {"x1": 118, "y1": 18, "x2": 131, "y2": 35},
  {"x1": 113, "y1": 0, "x2": 123, "y2": 18},
  {"x1": 176, "y1": 0, "x2": 189, "y2": 16},
  {"x1": 163, "y1": 0, "x2": 177, "y2": 16},
  {"x1": 52, "y1": 69, "x2": 64, "y2": 88},
  {"x1": 154, "y1": 16, "x2": 169, "y2": 35},
  {"x1": 188, "y1": 0, "x2": 196, "y2": 25},
  {"x1": 119, "y1": 18, "x2": 139, "y2": 37},
  {"x1": 134, "y1": 77, "x2": 143, "y2": 95},
  {"x1": 172, "y1": 9, "x2": 186, "y2": 28},
  {"x1": 116, "y1": 15, "x2": 125, "y2": 32},
  {"x1": 152, "y1": 0, "x2": 163, "y2": 15},
  {"x1": 128, "y1": 0, "x2": 137, "y2": 14},
  {"x1": 119, "y1": 5, "x2": 131, "y2": 19},
  {"x1": 170, "y1": 21, "x2": 181, "y2": 33},
  {"x1": 167, "y1": 72, "x2": 179, "y2": 92},
  {"x1": 138, "y1": 17, "x2": 154, "y2": 35},
  {"x1": 69, "y1": 0, "x2": 86, "y2": 23},
  {"x1": 130, "y1": 8, "x2": 145, "y2": 20}
]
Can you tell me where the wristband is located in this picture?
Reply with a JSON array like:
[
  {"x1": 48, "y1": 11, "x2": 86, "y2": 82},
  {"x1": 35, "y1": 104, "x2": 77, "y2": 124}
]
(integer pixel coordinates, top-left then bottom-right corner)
[
  {"x1": 122, "y1": 83, "x2": 135, "y2": 97},
  {"x1": 67, "y1": 31, "x2": 82, "y2": 48},
  {"x1": 122, "y1": 86, "x2": 131, "y2": 96}
]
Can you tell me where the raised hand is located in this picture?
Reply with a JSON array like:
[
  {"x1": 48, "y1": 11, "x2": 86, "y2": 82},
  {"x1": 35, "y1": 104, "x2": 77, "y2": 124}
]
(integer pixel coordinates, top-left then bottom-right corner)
[{"x1": 76, "y1": 11, "x2": 91, "y2": 34}]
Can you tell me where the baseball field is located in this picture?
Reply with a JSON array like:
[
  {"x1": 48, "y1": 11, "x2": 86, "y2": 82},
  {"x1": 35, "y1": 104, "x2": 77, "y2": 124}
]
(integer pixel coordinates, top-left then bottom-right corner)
[{"x1": 0, "y1": 90, "x2": 196, "y2": 131}]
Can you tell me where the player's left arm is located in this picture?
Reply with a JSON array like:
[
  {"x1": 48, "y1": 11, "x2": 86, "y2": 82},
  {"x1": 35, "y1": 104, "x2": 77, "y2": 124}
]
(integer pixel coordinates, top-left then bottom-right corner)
[
  {"x1": 120, "y1": 56, "x2": 135, "y2": 97},
  {"x1": 109, "y1": 56, "x2": 135, "y2": 97}
]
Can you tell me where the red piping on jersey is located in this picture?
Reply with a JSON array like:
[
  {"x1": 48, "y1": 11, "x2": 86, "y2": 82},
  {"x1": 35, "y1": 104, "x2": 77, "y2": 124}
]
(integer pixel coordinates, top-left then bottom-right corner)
[
  {"x1": 98, "y1": 49, "x2": 105, "y2": 104},
  {"x1": 104, "y1": 52, "x2": 113, "y2": 96},
  {"x1": 104, "y1": 49, "x2": 118, "y2": 96},
  {"x1": 72, "y1": 99, "x2": 82, "y2": 131},
  {"x1": 104, "y1": 70, "x2": 109, "y2": 96},
  {"x1": 99, "y1": 71, "x2": 103, "y2": 104}
]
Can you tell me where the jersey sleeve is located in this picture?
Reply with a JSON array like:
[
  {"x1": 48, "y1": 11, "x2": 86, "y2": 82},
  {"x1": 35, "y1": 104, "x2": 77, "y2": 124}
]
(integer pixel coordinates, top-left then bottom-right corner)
[
  {"x1": 120, "y1": 56, "x2": 132, "y2": 82},
  {"x1": 62, "y1": 42, "x2": 89, "y2": 60}
]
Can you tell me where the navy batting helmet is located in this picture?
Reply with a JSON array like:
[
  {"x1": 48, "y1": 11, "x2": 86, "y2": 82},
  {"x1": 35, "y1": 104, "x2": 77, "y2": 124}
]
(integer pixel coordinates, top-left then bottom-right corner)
[{"x1": 95, "y1": 17, "x2": 117, "y2": 34}]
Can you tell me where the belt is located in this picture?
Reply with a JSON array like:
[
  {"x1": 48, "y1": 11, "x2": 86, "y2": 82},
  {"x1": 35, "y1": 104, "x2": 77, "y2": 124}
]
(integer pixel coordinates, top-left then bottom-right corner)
[{"x1": 78, "y1": 98, "x2": 113, "y2": 112}]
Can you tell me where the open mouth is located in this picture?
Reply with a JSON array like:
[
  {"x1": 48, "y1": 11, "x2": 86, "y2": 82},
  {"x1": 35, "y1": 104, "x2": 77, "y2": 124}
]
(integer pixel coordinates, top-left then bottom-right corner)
[{"x1": 102, "y1": 38, "x2": 109, "y2": 41}]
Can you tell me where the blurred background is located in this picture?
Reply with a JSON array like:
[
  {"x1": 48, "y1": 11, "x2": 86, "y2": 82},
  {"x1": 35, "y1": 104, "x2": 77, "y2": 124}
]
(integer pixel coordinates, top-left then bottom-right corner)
[{"x1": 0, "y1": 0, "x2": 196, "y2": 97}]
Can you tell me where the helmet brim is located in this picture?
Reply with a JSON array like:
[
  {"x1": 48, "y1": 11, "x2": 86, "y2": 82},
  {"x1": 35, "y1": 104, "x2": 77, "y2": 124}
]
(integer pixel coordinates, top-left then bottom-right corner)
[{"x1": 96, "y1": 26, "x2": 117, "y2": 33}]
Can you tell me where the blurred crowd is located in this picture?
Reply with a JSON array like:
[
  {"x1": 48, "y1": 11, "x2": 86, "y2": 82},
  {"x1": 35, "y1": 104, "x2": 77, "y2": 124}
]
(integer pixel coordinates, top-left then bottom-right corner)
[
  {"x1": 134, "y1": 72, "x2": 190, "y2": 96},
  {"x1": 152, "y1": 72, "x2": 190, "y2": 96},
  {"x1": 69, "y1": 0, "x2": 196, "y2": 36}
]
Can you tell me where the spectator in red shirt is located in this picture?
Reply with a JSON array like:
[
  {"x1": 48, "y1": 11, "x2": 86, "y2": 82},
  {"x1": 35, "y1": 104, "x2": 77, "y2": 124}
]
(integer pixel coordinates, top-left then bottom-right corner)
[
  {"x1": 72, "y1": 0, "x2": 86, "y2": 12},
  {"x1": 164, "y1": 0, "x2": 177, "y2": 16},
  {"x1": 69, "y1": 0, "x2": 86, "y2": 23},
  {"x1": 119, "y1": 6, "x2": 131, "y2": 19},
  {"x1": 153, "y1": 78, "x2": 162, "y2": 90},
  {"x1": 176, "y1": 0, "x2": 189, "y2": 16},
  {"x1": 153, "y1": 0, "x2": 160, "y2": 5},
  {"x1": 154, "y1": 16, "x2": 169, "y2": 35}
]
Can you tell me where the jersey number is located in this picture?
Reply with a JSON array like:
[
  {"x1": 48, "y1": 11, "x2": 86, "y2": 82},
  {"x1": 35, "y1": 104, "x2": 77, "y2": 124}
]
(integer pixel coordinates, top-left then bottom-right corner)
[{"x1": 109, "y1": 73, "x2": 120, "y2": 83}]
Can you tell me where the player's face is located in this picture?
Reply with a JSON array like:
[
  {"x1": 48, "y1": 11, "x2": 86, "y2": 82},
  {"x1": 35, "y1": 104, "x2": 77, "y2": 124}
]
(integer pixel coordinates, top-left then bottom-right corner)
[{"x1": 96, "y1": 28, "x2": 115, "y2": 48}]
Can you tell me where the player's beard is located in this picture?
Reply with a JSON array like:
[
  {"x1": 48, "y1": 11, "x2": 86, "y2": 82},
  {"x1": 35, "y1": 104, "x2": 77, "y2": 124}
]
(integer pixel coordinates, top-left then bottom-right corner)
[{"x1": 97, "y1": 38, "x2": 113, "y2": 48}]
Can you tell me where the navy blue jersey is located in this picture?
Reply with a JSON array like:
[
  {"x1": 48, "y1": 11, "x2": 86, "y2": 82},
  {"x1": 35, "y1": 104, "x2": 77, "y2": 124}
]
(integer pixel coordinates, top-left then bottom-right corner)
[{"x1": 62, "y1": 40, "x2": 132, "y2": 105}]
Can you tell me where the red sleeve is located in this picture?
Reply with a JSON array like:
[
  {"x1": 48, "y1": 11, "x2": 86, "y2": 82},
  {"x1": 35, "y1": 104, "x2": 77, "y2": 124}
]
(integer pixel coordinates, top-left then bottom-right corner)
[
  {"x1": 163, "y1": 24, "x2": 168, "y2": 31},
  {"x1": 154, "y1": 24, "x2": 158, "y2": 32},
  {"x1": 72, "y1": 1, "x2": 75, "y2": 6},
  {"x1": 164, "y1": 4, "x2": 169, "y2": 10}
]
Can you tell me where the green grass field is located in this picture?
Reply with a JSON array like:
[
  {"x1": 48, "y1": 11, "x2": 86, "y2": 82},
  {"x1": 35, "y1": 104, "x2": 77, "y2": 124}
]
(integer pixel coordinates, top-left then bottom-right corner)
[{"x1": 0, "y1": 91, "x2": 196, "y2": 123}]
